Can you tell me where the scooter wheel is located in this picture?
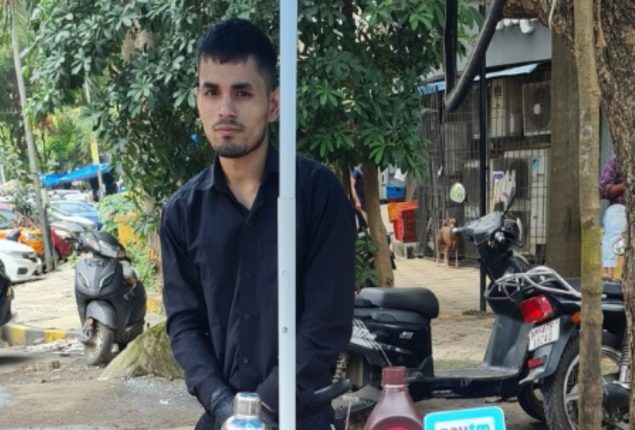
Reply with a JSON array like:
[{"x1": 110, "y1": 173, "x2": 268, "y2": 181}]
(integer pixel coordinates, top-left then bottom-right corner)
[
  {"x1": 517, "y1": 383, "x2": 545, "y2": 422},
  {"x1": 84, "y1": 322, "x2": 114, "y2": 365}
]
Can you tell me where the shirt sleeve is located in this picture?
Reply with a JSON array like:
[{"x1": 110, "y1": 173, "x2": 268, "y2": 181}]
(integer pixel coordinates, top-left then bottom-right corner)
[
  {"x1": 599, "y1": 156, "x2": 618, "y2": 198},
  {"x1": 257, "y1": 168, "x2": 355, "y2": 412},
  {"x1": 161, "y1": 202, "x2": 229, "y2": 412}
]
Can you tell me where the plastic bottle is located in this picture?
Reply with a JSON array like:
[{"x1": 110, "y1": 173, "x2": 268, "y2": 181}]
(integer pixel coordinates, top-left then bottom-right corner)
[
  {"x1": 362, "y1": 366, "x2": 422, "y2": 430},
  {"x1": 221, "y1": 392, "x2": 269, "y2": 430}
]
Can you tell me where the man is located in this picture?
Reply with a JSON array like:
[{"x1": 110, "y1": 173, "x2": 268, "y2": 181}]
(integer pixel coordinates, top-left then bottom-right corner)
[
  {"x1": 350, "y1": 163, "x2": 367, "y2": 228},
  {"x1": 160, "y1": 19, "x2": 355, "y2": 429},
  {"x1": 599, "y1": 154, "x2": 626, "y2": 279}
]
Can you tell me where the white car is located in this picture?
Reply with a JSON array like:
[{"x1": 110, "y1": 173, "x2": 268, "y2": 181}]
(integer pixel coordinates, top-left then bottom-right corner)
[{"x1": 0, "y1": 239, "x2": 43, "y2": 283}]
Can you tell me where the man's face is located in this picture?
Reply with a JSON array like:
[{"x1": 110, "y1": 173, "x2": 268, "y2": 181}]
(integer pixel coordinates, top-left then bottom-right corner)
[{"x1": 196, "y1": 56, "x2": 279, "y2": 159}]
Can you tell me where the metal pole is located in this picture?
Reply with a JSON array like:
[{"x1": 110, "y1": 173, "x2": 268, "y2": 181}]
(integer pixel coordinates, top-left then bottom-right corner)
[
  {"x1": 478, "y1": 1, "x2": 488, "y2": 312},
  {"x1": 83, "y1": 82, "x2": 105, "y2": 200},
  {"x1": 11, "y1": 18, "x2": 55, "y2": 271},
  {"x1": 278, "y1": 3, "x2": 298, "y2": 429}
]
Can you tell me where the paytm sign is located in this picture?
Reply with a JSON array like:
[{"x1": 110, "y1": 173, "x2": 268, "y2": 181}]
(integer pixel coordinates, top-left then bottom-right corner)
[{"x1": 424, "y1": 406, "x2": 506, "y2": 430}]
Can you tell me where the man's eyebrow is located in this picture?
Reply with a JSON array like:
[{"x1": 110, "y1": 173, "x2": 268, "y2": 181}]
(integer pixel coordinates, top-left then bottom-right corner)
[
  {"x1": 232, "y1": 83, "x2": 254, "y2": 90},
  {"x1": 199, "y1": 81, "x2": 218, "y2": 89}
]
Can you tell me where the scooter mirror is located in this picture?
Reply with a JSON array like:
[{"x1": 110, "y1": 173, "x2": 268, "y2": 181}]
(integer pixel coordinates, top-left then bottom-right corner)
[{"x1": 449, "y1": 182, "x2": 466, "y2": 203}]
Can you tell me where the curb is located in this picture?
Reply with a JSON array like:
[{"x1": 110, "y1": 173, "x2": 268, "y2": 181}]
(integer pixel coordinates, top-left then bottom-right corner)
[
  {"x1": 1, "y1": 323, "x2": 79, "y2": 346},
  {"x1": 1, "y1": 294, "x2": 164, "y2": 347}
]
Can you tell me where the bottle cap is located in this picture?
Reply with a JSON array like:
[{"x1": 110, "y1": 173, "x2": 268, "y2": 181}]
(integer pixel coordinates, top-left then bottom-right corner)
[
  {"x1": 381, "y1": 366, "x2": 407, "y2": 386},
  {"x1": 233, "y1": 392, "x2": 262, "y2": 416}
]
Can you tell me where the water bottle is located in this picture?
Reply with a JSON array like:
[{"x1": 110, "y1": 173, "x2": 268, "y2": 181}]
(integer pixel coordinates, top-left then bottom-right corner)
[{"x1": 221, "y1": 392, "x2": 269, "y2": 430}]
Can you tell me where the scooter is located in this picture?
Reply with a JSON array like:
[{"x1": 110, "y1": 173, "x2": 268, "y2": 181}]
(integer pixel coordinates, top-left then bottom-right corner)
[
  {"x1": 334, "y1": 183, "x2": 545, "y2": 422},
  {"x1": 0, "y1": 270, "x2": 12, "y2": 327},
  {"x1": 497, "y1": 256, "x2": 628, "y2": 428},
  {"x1": 75, "y1": 231, "x2": 146, "y2": 365}
]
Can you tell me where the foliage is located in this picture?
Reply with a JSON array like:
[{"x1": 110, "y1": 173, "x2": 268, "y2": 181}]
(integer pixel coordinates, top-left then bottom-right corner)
[
  {"x1": 34, "y1": 107, "x2": 94, "y2": 172},
  {"x1": 355, "y1": 232, "x2": 377, "y2": 291},
  {"x1": 97, "y1": 192, "x2": 157, "y2": 290},
  {"x1": 96, "y1": 191, "x2": 136, "y2": 235},
  {"x1": 27, "y1": 0, "x2": 479, "y2": 222}
]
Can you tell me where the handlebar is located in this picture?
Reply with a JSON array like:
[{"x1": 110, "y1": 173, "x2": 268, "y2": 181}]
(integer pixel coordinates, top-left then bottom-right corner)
[{"x1": 452, "y1": 227, "x2": 467, "y2": 235}]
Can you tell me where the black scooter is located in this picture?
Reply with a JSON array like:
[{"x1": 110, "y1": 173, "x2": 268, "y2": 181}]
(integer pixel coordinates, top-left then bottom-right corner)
[
  {"x1": 75, "y1": 231, "x2": 146, "y2": 365},
  {"x1": 497, "y1": 263, "x2": 628, "y2": 429},
  {"x1": 334, "y1": 184, "x2": 545, "y2": 422}
]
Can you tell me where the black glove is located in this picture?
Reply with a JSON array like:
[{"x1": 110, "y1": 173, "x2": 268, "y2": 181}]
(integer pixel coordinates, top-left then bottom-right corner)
[{"x1": 209, "y1": 387, "x2": 235, "y2": 430}]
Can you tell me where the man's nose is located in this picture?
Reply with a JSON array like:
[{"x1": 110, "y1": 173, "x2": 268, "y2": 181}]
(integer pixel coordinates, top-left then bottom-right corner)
[{"x1": 219, "y1": 94, "x2": 236, "y2": 118}]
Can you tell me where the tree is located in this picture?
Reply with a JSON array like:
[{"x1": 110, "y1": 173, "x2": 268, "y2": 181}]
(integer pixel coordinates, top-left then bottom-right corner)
[
  {"x1": 504, "y1": 0, "x2": 635, "y2": 424},
  {"x1": 28, "y1": 0, "x2": 479, "y2": 287},
  {"x1": 573, "y1": 1, "x2": 603, "y2": 427}
]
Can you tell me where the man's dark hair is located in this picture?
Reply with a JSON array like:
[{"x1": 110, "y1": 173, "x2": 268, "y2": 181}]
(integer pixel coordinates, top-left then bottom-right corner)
[{"x1": 197, "y1": 18, "x2": 277, "y2": 90}]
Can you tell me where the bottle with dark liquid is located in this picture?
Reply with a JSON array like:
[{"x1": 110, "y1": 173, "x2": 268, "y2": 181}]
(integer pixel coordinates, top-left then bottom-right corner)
[{"x1": 362, "y1": 366, "x2": 422, "y2": 430}]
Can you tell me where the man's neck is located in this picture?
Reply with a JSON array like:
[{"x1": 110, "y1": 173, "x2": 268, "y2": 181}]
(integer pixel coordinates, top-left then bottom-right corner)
[{"x1": 219, "y1": 140, "x2": 268, "y2": 210}]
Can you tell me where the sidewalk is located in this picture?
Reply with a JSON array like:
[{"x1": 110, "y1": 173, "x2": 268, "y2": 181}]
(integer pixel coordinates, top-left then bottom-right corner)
[{"x1": 1, "y1": 264, "x2": 164, "y2": 346}]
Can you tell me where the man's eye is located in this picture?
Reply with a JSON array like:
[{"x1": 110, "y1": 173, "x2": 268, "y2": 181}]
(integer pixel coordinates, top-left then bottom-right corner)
[
  {"x1": 237, "y1": 90, "x2": 252, "y2": 98},
  {"x1": 204, "y1": 88, "x2": 218, "y2": 96}
]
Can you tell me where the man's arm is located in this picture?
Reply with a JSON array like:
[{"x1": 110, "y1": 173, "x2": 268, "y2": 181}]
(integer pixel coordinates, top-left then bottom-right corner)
[
  {"x1": 257, "y1": 169, "x2": 355, "y2": 412},
  {"x1": 161, "y1": 205, "x2": 234, "y2": 417},
  {"x1": 350, "y1": 171, "x2": 362, "y2": 211}
]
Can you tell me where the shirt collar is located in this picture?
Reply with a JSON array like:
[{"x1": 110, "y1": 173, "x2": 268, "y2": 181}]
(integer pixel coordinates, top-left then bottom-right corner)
[{"x1": 196, "y1": 143, "x2": 279, "y2": 191}]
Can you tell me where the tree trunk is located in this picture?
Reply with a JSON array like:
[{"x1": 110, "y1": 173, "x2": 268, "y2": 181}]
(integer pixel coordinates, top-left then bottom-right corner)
[
  {"x1": 595, "y1": 4, "x2": 635, "y2": 424},
  {"x1": 574, "y1": 2, "x2": 603, "y2": 428},
  {"x1": 363, "y1": 164, "x2": 394, "y2": 287},
  {"x1": 100, "y1": 322, "x2": 183, "y2": 380}
]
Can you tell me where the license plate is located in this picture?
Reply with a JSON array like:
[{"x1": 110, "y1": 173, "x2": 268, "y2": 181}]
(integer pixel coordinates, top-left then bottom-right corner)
[{"x1": 528, "y1": 318, "x2": 560, "y2": 351}]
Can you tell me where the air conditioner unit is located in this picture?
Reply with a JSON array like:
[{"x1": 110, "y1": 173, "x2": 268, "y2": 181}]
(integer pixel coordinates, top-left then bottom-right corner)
[
  {"x1": 489, "y1": 78, "x2": 523, "y2": 138},
  {"x1": 523, "y1": 82, "x2": 551, "y2": 136}
]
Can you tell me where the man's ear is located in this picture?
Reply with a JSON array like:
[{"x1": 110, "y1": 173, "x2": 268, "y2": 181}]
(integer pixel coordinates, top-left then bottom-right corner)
[{"x1": 268, "y1": 87, "x2": 280, "y2": 123}]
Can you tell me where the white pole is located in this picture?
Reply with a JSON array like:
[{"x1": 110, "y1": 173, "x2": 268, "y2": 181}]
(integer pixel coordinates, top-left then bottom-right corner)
[{"x1": 278, "y1": 2, "x2": 298, "y2": 430}]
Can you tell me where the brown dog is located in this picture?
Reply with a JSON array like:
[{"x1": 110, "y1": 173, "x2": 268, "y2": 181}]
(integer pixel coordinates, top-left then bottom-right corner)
[{"x1": 436, "y1": 217, "x2": 460, "y2": 267}]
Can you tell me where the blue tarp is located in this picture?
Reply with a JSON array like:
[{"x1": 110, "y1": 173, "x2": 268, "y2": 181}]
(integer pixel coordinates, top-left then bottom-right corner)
[
  {"x1": 418, "y1": 63, "x2": 540, "y2": 95},
  {"x1": 41, "y1": 163, "x2": 110, "y2": 188}
]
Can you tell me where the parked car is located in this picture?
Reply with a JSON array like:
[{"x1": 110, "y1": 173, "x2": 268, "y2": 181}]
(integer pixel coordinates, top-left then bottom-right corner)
[
  {"x1": 0, "y1": 238, "x2": 43, "y2": 283},
  {"x1": 49, "y1": 189, "x2": 93, "y2": 202},
  {"x1": 47, "y1": 206, "x2": 96, "y2": 231},
  {"x1": 50, "y1": 201, "x2": 102, "y2": 229},
  {"x1": 0, "y1": 204, "x2": 73, "y2": 260},
  {"x1": 0, "y1": 270, "x2": 12, "y2": 327},
  {"x1": 0, "y1": 212, "x2": 44, "y2": 256}
]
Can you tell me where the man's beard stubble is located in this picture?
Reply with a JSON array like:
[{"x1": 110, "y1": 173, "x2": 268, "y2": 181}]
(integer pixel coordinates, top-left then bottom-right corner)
[{"x1": 211, "y1": 122, "x2": 268, "y2": 159}]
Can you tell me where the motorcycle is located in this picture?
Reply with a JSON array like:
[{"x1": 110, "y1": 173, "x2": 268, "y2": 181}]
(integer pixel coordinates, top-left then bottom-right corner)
[
  {"x1": 75, "y1": 231, "x2": 146, "y2": 365},
  {"x1": 496, "y1": 258, "x2": 628, "y2": 428},
  {"x1": 334, "y1": 183, "x2": 546, "y2": 422}
]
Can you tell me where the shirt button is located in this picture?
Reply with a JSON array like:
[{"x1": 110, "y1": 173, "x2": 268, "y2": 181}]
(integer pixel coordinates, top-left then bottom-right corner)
[
  {"x1": 244, "y1": 272, "x2": 252, "y2": 279},
  {"x1": 242, "y1": 357, "x2": 249, "y2": 364},
  {"x1": 244, "y1": 313, "x2": 251, "y2": 320}
]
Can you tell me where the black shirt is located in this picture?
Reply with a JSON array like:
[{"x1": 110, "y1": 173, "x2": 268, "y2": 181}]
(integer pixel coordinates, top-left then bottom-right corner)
[{"x1": 160, "y1": 144, "x2": 355, "y2": 415}]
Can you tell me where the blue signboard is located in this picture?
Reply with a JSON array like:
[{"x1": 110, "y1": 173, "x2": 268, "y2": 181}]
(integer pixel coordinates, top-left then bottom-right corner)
[{"x1": 424, "y1": 406, "x2": 506, "y2": 430}]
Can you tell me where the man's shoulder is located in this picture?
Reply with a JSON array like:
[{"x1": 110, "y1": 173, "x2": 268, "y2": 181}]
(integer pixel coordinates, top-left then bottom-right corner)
[
  {"x1": 163, "y1": 166, "x2": 212, "y2": 215},
  {"x1": 297, "y1": 155, "x2": 338, "y2": 185}
]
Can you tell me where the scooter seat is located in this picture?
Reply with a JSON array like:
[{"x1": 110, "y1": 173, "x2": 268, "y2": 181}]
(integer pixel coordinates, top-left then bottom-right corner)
[
  {"x1": 564, "y1": 278, "x2": 623, "y2": 299},
  {"x1": 357, "y1": 287, "x2": 439, "y2": 319}
]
